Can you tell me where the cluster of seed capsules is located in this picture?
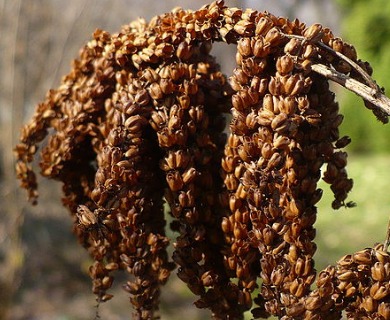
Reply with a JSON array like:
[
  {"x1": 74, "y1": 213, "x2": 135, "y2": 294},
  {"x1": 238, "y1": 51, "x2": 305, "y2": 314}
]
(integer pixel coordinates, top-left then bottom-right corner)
[{"x1": 15, "y1": 1, "x2": 390, "y2": 319}]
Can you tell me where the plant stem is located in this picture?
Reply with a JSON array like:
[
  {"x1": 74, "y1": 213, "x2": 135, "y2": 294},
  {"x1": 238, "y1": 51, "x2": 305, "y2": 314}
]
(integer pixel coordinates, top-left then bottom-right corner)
[{"x1": 311, "y1": 63, "x2": 390, "y2": 118}]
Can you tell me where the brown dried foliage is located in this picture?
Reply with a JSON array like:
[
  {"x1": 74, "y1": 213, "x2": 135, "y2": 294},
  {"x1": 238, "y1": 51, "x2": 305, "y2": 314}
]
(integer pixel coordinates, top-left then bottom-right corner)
[{"x1": 15, "y1": 1, "x2": 390, "y2": 319}]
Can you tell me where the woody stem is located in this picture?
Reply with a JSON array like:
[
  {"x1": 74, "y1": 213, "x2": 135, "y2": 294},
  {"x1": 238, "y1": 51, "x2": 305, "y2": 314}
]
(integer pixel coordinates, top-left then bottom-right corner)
[{"x1": 311, "y1": 63, "x2": 390, "y2": 118}]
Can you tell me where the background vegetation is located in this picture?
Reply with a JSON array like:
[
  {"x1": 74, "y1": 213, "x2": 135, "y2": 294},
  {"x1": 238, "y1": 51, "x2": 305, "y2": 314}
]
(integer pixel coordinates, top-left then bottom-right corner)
[
  {"x1": 0, "y1": 0, "x2": 389, "y2": 319},
  {"x1": 336, "y1": 0, "x2": 390, "y2": 153}
]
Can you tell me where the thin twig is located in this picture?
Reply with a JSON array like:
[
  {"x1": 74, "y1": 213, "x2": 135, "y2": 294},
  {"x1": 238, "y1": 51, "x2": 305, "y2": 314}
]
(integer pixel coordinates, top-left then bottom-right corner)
[
  {"x1": 315, "y1": 41, "x2": 378, "y2": 91},
  {"x1": 311, "y1": 63, "x2": 390, "y2": 117},
  {"x1": 280, "y1": 31, "x2": 390, "y2": 121},
  {"x1": 385, "y1": 219, "x2": 390, "y2": 252},
  {"x1": 51, "y1": 0, "x2": 88, "y2": 88},
  {"x1": 282, "y1": 32, "x2": 377, "y2": 91},
  {"x1": 94, "y1": 299, "x2": 101, "y2": 320}
]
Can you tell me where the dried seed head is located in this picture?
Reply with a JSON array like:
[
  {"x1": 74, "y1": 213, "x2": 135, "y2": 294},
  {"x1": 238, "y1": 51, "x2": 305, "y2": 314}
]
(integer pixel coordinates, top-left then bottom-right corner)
[
  {"x1": 378, "y1": 302, "x2": 390, "y2": 319},
  {"x1": 276, "y1": 55, "x2": 294, "y2": 75},
  {"x1": 264, "y1": 27, "x2": 283, "y2": 46},
  {"x1": 303, "y1": 23, "x2": 323, "y2": 42},
  {"x1": 284, "y1": 37, "x2": 302, "y2": 55},
  {"x1": 15, "y1": 3, "x2": 389, "y2": 320},
  {"x1": 255, "y1": 16, "x2": 273, "y2": 36},
  {"x1": 77, "y1": 205, "x2": 98, "y2": 226},
  {"x1": 176, "y1": 41, "x2": 193, "y2": 60},
  {"x1": 237, "y1": 38, "x2": 252, "y2": 57}
]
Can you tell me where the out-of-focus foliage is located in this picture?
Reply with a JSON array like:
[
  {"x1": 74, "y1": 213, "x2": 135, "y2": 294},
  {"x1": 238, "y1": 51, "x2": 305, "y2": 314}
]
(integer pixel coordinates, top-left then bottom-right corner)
[{"x1": 336, "y1": 0, "x2": 390, "y2": 153}]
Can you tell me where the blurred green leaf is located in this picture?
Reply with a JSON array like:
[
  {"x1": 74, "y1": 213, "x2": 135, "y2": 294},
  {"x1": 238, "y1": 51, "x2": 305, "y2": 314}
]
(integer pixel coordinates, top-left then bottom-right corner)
[{"x1": 336, "y1": 0, "x2": 390, "y2": 153}]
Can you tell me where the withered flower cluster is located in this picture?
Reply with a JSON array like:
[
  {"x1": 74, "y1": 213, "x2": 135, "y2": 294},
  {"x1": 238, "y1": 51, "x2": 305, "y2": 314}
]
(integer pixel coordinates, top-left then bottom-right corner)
[{"x1": 15, "y1": 1, "x2": 390, "y2": 319}]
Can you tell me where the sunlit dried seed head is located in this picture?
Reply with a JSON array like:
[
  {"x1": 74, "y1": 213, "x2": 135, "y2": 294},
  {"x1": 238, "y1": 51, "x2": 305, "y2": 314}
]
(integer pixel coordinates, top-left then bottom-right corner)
[
  {"x1": 15, "y1": 3, "x2": 389, "y2": 320},
  {"x1": 237, "y1": 38, "x2": 252, "y2": 57},
  {"x1": 255, "y1": 16, "x2": 273, "y2": 36},
  {"x1": 303, "y1": 23, "x2": 323, "y2": 42},
  {"x1": 276, "y1": 55, "x2": 294, "y2": 75}
]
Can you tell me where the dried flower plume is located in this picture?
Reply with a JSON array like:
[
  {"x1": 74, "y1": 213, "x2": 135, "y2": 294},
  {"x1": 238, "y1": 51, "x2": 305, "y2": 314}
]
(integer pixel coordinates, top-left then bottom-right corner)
[{"x1": 15, "y1": 1, "x2": 390, "y2": 319}]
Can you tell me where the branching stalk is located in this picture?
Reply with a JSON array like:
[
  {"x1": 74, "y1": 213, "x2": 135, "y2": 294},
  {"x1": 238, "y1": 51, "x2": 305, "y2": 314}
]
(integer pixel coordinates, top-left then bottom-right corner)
[{"x1": 311, "y1": 63, "x2": 390, "y2": 117}]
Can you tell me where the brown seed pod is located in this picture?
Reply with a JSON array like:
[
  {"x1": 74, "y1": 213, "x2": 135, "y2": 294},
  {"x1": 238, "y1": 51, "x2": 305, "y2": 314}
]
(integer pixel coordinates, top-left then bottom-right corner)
[
  {"x1": 276, "y1": 55, "x2": 295, "y2": 75},
  {"x1": 303, "y1": 23, "x2": 323, "y2": 42}
]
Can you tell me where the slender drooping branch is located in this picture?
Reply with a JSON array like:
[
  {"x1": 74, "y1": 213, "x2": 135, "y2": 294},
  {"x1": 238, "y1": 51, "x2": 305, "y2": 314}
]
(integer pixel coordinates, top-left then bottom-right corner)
[
  {"x1": 311, "y1": 63, "x2": 390, "y2": 121},
  {"x1": 385, "y1": 219, "x2": 390, "y2": 250},
  {"x1": 282, "y1": 32, "x2": 390, "y2": 123}
]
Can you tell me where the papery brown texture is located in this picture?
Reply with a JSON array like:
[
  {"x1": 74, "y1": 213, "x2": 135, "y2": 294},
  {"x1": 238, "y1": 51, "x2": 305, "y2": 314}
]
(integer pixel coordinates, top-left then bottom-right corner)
[{"x1": 15, "y1": 1, "x2": 390, "y2": 319}]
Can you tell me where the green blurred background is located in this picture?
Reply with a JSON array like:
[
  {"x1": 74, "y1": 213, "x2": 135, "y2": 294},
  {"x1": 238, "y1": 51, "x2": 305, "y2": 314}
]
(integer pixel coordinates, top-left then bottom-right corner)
[
  {"x1": 0, "y1": 0, "x2": 389, "y2": 319},
  {"x1": 336, "y1": 0, "x2": 390, "y2": 153}
]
